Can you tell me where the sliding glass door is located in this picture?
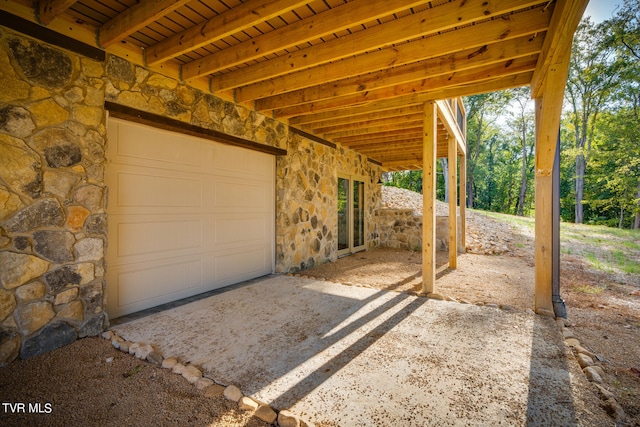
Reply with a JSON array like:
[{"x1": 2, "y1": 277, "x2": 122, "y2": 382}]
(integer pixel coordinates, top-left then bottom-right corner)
[{"x1": 338, "y1": 175, "x2": 366, "y2": 256}]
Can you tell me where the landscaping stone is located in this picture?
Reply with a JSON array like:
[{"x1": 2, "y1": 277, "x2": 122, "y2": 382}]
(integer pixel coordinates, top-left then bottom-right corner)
[
  {"x1": 223, "y1": 385, "x2": 243, "y2": 402},
  {"x1": 20, "y1": 321, "x2": 77, "y2": 359},
  {"x1": 132, "y1": 343, "x2": 154, "y2": 360},
  {"x1": 78, "y1": 314, "x2": 104, "y2": 337},
  {"x1": 564, "y1": 338, "x2": 580, "y2": 347},
  {"x1": 204, "y1": 384, "x2": 225, "y2": 398},
  {"x1": 576, "y1": 353, "x2": 594, "y2": 369},
  {"x1": 562, "y1": 328, "x2": 575, "y2": 339},
  {"x1": 255, "y1": 405, "x2": 277, "y2": 424},
  {"x1": 602, "y1": 398, "x2": 626, "y2": 422},
  {"x1": 162, "y1": 357, "x2": 178, "y2": 369},
  {"x1": 147, "y1": 351, "x2": 163, "y2": 365},
  {"x1": 172, "y1": 363, "x2": 185, "y2": 375},
  {"x1": 574, "y1": 345, "x2": 596, "y2": 359},
  {"x1": 239, "y1": 396, "x2": 259, "y2": 412},
  {"x1": 278, "y1": 410, "x2": 302, "y2": 427},
  {"x1": 195, "y1": 377, "x2": 214, "y2": 390},
  {"x1": 119, "y1": 341, "x2": 131, "y2": 353},
  {"x1": 583, "y1": 366, "x2": 603, "y2": 383},
  {"x1": 182, "y1": 365, "x2": 203, "y2": 384}
]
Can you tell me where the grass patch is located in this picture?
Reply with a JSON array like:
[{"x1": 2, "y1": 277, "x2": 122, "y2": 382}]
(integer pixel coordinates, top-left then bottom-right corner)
[{"x1": 573, "y1": 284, "x2": 607, "y2": 295}]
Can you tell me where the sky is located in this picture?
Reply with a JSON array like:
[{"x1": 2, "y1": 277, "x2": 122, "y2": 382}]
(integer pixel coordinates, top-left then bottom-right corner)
[{"x1": 583, "y1": 0, "x2": 623, "y2": 23}]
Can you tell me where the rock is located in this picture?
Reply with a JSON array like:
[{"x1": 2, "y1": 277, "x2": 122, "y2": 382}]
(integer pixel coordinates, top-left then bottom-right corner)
[
  {"x1": 603, "y1": 397, "x2": 626, "y2": 422},
  {"x1": 111, "y1": 336, "x2": 124, "y2": 349},
  {"x1": 576, "y1": 353, "x2": 594, "y2": 369},
  {"x1": 74, "y1": 185, "x2": 104, "y2": 211},
  {"x1": 106, "y1": 55, "x2": 135, "y2": 84},
  {"x1": 172, "y1": 363, "x2": 185, "y2": 375},
  {"x1": 162, "y1": 357, "x2": 178, "y2": 369},
  {"x1": 101, "y1": 330, "x2": 115, "y2": 340},
  {"x1": 44, "y1": 143, "x2": 82, "y2": 168},
  {"x1": 574, "y1": 345, "x2": 596, "y2": 359},
  {"x1": 195, "y1": 377, "x2": 214, "y2": 390},
  {"x1": 15, "y1": 282, "x2": 46, "y2": 302},
  {"x1": 223, "y1": 385, "x2": 243, "y2": 402},
  {"x1": 0, "y1": 331, "x2": 21, "y2": 366},
  {"x1": 583, "y1": 366, "x2": 603, "y2": 383},
  {"x1": 485, "y1": 303, "x2": 499, "y2": 309},
  {"x1": 0, "y1": 289, "x2": 17, "y2": 322},
  {"x1": 564, "y1": 338, "x2": 580, "y2": 347},
  {"x1": 133, "y1": 343, "x2": 154, "y2": 360},
  {"x1": 239, "y1": 396, "x2": 259, "y2": 412},
  {"x1": 43, "y1": 265, "x2": 82, "y2": 293},
  {"x1": 204, "y1": 384, "x2": 225, "y2": 398},
  {"x1": 0, "y1": 105, "x2": 35, "y2": 138},
  {"x1": 0, "y1": 252, "x2": 50, "y2": 289},
  {"x1": 15, "y1": 301, "x2": 55, "y2": 335},
  {"x1": 0, "y1": 134, "x2": 41, "y2": 198},
  {"x1": 0, "y1": 186, "x2": 24, "y2": 221},
  {"x1": 66, "y1": 206, "x2": 91, "y2": 232},
  {"x1": 591, "y1": 365, "x2": 605, "y2": 378},
  {"x1": 147, "y1": 351, "x2": 163, "y2": 365},
  {"x1": 182, "y1": 365, "x2": 203, "y2": 384},
  {"x1": 20, "y1": 321, "x2": 77, "y2": 359},
  {"x1": 119, "y1": 341, "x2": 131, "y2": 353},
  {"x1": 4, "y1": 198, "x2": 64, "y2": 232},
  {"x1": 54, "y1": 287, "x2": 79, "y2": 305},
  {"x1": 255, "y1": 405, "x2": 277, "y2": 424},
  {"x1": 595, "y1": 384, "x2": 615, "y2": 400},
  {"x1": 78, "y1": 314, "x2": 104, "y2": 337},
  {"x1": 56, "y1": 300, "x2": 84, "y2": 322},
  {"x1": 7, "y1": 36, "x2": 72, "y2": 88},
  {"x1": 74, "y1": 238, "x2": 103, "y2": 262},
  {"x1": 562, "y1": 328, "x2": 575, "y2": 339},
  {"x1": 33, "y1": 230, "x2": 75, "y2": 263},
  {"x1": 43, "y1": 170, "x2": 79, "y2": 199},
  {"x1": 278, "y1": 410, "x2": 302, "y2": 427}
]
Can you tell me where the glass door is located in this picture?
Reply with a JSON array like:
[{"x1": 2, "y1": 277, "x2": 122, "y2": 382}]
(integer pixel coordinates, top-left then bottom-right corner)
[{"x1": 338, "y1": 175, "x2": 366, "y2": 256}]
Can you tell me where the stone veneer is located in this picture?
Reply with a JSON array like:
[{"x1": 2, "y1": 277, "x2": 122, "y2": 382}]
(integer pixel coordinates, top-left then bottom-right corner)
[
  {"x1": 376, "y1": 209, "x2": 463, "y2": 252},
  {"x1": 0, "y1": 26, "x2": 382, "y2": 363}
]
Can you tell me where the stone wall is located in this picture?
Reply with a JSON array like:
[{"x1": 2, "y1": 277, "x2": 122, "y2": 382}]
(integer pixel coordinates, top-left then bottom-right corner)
[
  {"x1": 0, "y1": 26, "x2": 383, "y2": 363},
  {"x1": 275, "y1": 135, "x2": 382, "y2": 273},
  {"x1": 376, "y1": 209, "x2": 463, "y2": 252}
]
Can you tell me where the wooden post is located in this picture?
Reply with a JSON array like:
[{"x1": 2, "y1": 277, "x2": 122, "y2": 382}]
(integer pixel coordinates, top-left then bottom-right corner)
[
  {"x1": 448, "y1": 136, "x2": 457, "y2": 268},
  {"x1": 422, "y1": 101, "x2": 437, "y2": 294},
  {"x1": 459, "y1": 152, "x2": 467, "y2": 252}
]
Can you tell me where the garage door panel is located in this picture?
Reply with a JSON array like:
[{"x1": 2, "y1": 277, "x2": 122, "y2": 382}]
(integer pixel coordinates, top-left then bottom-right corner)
[
  {"x1": 110, "y1": 257, "x2": 205, "y2": 314},
  {"x1": 107, "y1": 118, "x2": 274, "y2": 318},
  {"x1": 214, "y1": 247, "x2": 270, "y2": 284},
  {"x1": 108, "y1": 121, "x2": 204, "y2": 170}
]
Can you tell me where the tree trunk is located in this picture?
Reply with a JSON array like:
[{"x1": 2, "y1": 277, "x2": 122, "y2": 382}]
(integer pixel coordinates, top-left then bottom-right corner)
[
  {"x1": 635, "y1": 181, "x2": 640, "y2": 229},
  {"x1": 441, "y1": 158, "x2": 449, "y2": 203},
  {"x1": 467, "y1": 176, "x2": 474, "y2": 208},
  {"x1": 575, "y1": 154, "x2": 586, "y2": 223},
  {"x1": 517, "y1": 151, "x2": 527, "y2": 217},
  {"x1": 619, "y1": 208, "x2": 625, "y2": 229}
]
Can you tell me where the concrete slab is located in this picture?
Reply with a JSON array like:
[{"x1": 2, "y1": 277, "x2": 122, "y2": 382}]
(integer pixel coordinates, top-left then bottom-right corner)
[{"x1": 112, "y1": 275, "x2": 582, "y2": 426}]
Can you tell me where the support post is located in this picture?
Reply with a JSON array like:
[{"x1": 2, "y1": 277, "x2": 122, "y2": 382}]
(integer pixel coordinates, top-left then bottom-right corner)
[
  {"x1": 448, "y1": 136, "x2": 458, "y2": 268},
  {"x1": 460, "y1": 153, "x2": 467, "y2": 252},
  {"x1": 552, "y1": 131, "x2": 567, "y2": 318},
  {"x1": 421, "y1": 101, "x2": 437, "y2": 294}
]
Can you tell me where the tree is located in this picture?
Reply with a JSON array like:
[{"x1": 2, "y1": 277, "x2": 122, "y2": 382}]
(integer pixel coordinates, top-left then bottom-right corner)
[
  {"x1": 566, "y1": 17, "x2": 620, "y2": 223},
  {"x1": 507, "y1": 87, "x2": 535, "y2": 216}
]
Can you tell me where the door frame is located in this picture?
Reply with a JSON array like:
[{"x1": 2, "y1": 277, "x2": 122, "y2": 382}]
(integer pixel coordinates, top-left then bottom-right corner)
[{"x1": 337, "y1": 174, "x2": 367, "y2": 257}]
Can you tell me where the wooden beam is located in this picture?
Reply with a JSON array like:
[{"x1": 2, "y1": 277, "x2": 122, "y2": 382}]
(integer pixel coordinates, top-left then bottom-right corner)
[
  {"x1": 448, "y1": 136, "x2": 458, "y2": 268},
  {"x1": 98, "y1": 0, "x2": 192, "y2": 47},
  {"x1": 313, "y1": 113, "x2": 424, "y2": 135},
  {"x1": 422, "y1": 101, "x2": 438, "y2": 295},
  {"x1": 182, "y1": 0, "x2": 424, "y2": 80},
  {"x1": 460, "y1": 152, "x2": 467, "y2": 252},
  {"x1": 38, "y1": 0, "x2": 77, "y2": 25},
  {"x1": 533, "y1": 55, "x2": 571, "y2": 315},
  {"x1": 214, "y1": 0, "x2": 550, "y2": 93},
  {"x1": 436, "y1": 100, "x2": 466, "y2": 156},
  {"x1": 145, "y1": 0, "x2": 308, "y2": 66},
  {"x1": 293, "y1": 105, "x2": 423, "y2": 127},
  {"x1": 251, "y1": 35, "x2": 544, "y2": 106},
  {"x1": 531, "y1": 0, "x2": 589, "y2": 97}
]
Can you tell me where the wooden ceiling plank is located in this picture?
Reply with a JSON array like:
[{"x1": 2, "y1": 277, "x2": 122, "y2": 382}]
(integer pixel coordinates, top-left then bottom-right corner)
[
  {"x1": 218, "y1": 0, "x2": 549, "y2": 94},
  {"x1": 323, "y1": 122, "x2": 423, "y2": 139},
  {"x1": 145, "y1": 0, "x2": 309, "y2": 66},
  {"x1": 274, "y1": 57, "x2": 537, "y2": 117},
  {"x1": 98, "y1": 0, "x2": 194, "y2": 47},
  {"x1": 299, "y1": 105, "x2": 424, "y2": 128},
  {"x1": 236, "y1": 5, "x2": 552, "y2": 102},
  {"x1": 312, "y1": 113, "x2": 424, "y2": 134},
  {"x1": 38, "y1": 0, "x2": 78, "y2": 25},
  {"x1": 255, "y1": 35, "x2": 544, "y2": 109},
  {"x1": 182, "y1": 0, "x2": 425, "y2": 79}
]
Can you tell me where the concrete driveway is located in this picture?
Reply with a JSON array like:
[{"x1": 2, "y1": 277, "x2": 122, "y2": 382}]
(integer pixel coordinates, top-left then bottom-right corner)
[{"x1": 112, "y1": 275, "x2": 587, "y2": 426}]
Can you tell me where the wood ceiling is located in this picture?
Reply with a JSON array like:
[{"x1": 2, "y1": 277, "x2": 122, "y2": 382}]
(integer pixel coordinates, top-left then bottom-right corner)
[{"x1": 5, "y1": 0, "x2": 566, "y2": 170}]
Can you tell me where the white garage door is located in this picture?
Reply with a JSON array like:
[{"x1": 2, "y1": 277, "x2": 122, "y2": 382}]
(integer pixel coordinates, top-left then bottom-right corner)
[{"x1": 106, "y1": 118, "x2": 275, "y2": 318}]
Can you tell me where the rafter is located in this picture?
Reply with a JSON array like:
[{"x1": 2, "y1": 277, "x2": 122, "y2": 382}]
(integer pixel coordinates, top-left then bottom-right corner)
[
  {"x1": 214, "y1": 0, "x2": 549, "y2": 93},
  {"x1": 98, "y1": 0, "x2": 192, "y2": 47},
  {"x1": 145, "y1": 0, "x2": 309, "y2": 66},
  {"x1": 273, "y1": 57, "x2": 536, "y2": 118},
  {"x1": 182, "y1": 0, "x2": 425, "y2": 80},
  {"x1": 295, "y1": 105, "x2": 424, "y2": 127},
  {"x1": 38, "y1": 0, "x2": 77, "y2": 25},
  {"x1": 312, "y1": 113, "x2": 424, "y2": 135}
]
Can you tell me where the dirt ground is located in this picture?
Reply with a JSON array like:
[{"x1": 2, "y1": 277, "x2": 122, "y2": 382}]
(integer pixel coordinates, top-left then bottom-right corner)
[{"x1": 1, "y1": 200, "x2": 638, "y2": 425}]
